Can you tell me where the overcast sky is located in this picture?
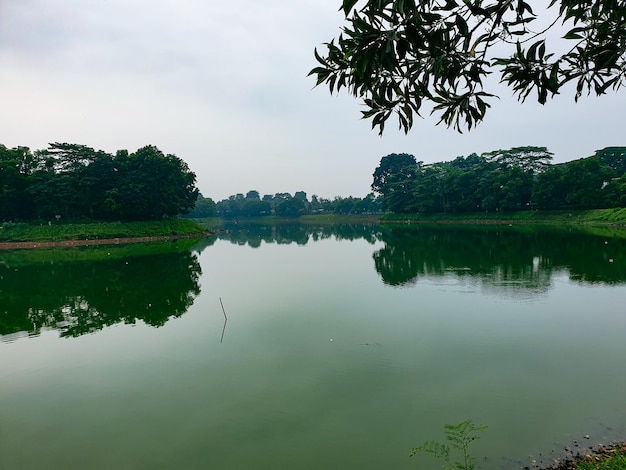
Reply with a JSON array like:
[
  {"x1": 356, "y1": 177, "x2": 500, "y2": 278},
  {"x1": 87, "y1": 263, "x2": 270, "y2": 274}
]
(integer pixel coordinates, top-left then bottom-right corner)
[{"x1": 1, "y1": 0, "x2": 624, "y2": 201}]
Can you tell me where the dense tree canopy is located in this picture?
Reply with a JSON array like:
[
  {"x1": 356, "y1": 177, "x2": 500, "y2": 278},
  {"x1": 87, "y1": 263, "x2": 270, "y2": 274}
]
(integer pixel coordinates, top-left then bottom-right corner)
[
  {"x1": 371, "y1": 146, "x2": 626, "y2": 213},
  {"x1": 0, "y1": 142, "x2": 198, "y2": 222},
  {"x1": 213, "y1": 191, "x2": 382, "y2": 218},
  {"x1": 310, "y1": 0, "x2": 626, "y2": 133},
  {"x1": 372, "y1": 153, "x2": 421, "y2": 212},
  {"x1": 182, "y1": 193, "x2": 216, "y2": 218}
]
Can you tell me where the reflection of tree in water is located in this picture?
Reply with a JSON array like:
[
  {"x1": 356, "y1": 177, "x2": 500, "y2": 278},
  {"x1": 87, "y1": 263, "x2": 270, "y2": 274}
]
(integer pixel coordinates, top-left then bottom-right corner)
[
  {"x1": 372, "y1": 225, "x2": 626, "y2": 289},
  {"x1": 192, "y1": 222, "x2": 385, "y2": 251},
  {"x1": 0, "y1": 251, "x2": 201, "y2": 339},
  {"x1": 192, "y1": 222, "x2": 626, "y2": 294}
]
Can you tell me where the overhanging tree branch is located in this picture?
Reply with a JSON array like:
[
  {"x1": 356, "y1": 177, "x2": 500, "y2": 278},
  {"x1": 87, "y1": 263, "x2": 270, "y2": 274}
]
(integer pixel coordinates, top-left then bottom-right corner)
[{"x1": 309, "y1": 0, "x2": 626, "y2": 134}]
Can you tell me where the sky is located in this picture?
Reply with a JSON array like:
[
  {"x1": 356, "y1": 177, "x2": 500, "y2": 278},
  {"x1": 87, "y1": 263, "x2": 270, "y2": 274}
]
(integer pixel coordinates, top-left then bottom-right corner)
[{"x1": 1, "y1": 0, "x2": 625, "y2": 202}]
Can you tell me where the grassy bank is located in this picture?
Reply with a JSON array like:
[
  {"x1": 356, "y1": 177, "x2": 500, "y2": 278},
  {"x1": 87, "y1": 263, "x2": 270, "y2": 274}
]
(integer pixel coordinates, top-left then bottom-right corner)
[
  {"x1": 547, "y1": 443, "x2": 626, "y2": 469},
  {"x1": 575, "y1": 452, "x2": 626, "y2": 469},
  {"x1": 0, "y1": 219, "x2": 207, "y2": 243},
  {"x1": 381, "y1": 208, "x2": 626, "y2": 225},
  {"x1": 0, "y1": 237, "x2": 203, "y2": 267},
  {"x1": 193, "y1": 209, "x2": 626, "y2": 228}
]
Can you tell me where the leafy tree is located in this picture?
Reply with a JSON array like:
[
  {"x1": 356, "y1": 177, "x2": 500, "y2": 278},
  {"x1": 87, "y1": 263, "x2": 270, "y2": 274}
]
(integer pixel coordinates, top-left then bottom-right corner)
[
  {"x1": 0, "y1": 145, "x2": 35, "y2": 220},
  {"x1": 560, "y1": 156, "x2": 616, "y2": 208},
  {"x1": 595, "y1": 147, "x2": 626, "y2": 176},
  {"x1": 310, "y1": 194, "x2": 334, "y2": 213},
  {"x1": 275, "y1": 197, "x2": 307, "y2": 217},
  {"x1": 372, "y1": 153, "x2": 420, "y2": 213},
  {"x1": 482, "y1": 146, "x2": 553, "y2": 174},
  {"x1": 603, "y1": 174, "x2": 626, "y2": 207},
  {"x1": 443, "y1": 155, "x2": 487, "y2": 212},
  {"x1": 532, "y1": 156, "x2": 626, "y2": 209},
  {"x1": 246, "y1": 190, "x2": 260, "y2": 200},
  {"x1": 7, "y1": 142, "x2": 198, "y2": 222},
  {"x1": 215, "y1": 193, "x2": 272, "y2": 218},
  {"x1": 354, "y1": 193, "x2": 383, "y2": 213},
  {"x1": 333, "y1": 196, "x2": 360, "y2": 214},
  {"x1": 294, "y1": 191, "x2": 308, "y2": 201},
  {"x1": 183, "y1": 192, "x2": 216, "y2": 218},
  {"x1": 109, "y1": 145, "x2": 198, "y2": 220},
  {"x1": 241, "y1": 199, "x2": 272, "y2": 217},
  {"x1": 531, "y1": 163, "x2": 569, "y2": 209},
  {"x1": 495, "y1": 165, "x2": 533, "y2": 210},
  {"x1": 310, "y1": 0, "x2": 626, "y2": 133}
]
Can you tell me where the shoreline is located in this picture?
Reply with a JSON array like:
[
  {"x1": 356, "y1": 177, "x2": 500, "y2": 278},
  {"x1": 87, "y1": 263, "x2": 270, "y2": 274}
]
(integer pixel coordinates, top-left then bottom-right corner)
[
  {"x1": 538, "y1": 442, "x2": 626, "y2": 469},
  {"x1": 0, "y1": 232, "x2": 210, "y2": 250}
]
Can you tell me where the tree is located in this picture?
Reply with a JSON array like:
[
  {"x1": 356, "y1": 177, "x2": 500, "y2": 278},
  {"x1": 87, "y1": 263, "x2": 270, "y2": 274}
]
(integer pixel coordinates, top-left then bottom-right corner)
[
  {"x1": 112, "y1": 145, "x2": 198, "y2": 220},
  {"x1": 482, "y1": 146, "x2": 553, "y2": 174},
  {"x1": 560, "y1": 156, "x2": 616, "y2": 208},
  {"x1": 275, "y1": 197, "x2": 307, "y2": 217},
  {"x1": 246, "y1": 190, "x2": 260, "y2": 200},
  {"x1": 17, "y1": 143, "x2": 198, "y2": 222},
  {"x1": 294, "y1": 191, "x2": 308, "y2": 201},
  {"x1": 182, "y1": 192, "x2": 216, "y2": 218},
  {"x1": 532, "y1": 163, "x2": 568, "y2": 209},
  {"x1": 595, "y1": 147, "x2": 626, "y2": 176},
  {"x1": 310, "y1": 0, "x2": 626, "y2": 133},
  {"x1": 372, "y1": 153, "x2": 420, "y2": 213},
  {"x1": 0, "y1": 145, "x2": 35, "y2": 220}
]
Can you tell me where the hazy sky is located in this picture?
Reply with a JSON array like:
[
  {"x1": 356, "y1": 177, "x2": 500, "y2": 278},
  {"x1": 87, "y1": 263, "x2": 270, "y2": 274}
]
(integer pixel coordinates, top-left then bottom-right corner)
[{"x1": 1, "y1": 1, "x2": 624, "y2": 201}]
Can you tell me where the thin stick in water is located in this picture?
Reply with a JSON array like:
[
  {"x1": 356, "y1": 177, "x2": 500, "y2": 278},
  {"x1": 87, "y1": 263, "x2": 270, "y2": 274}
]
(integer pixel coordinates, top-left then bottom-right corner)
[
  {"x1": 219, "y1": 297, "x2": 227, "y2": 320},
  {"x1": 219, "y1": 297, "x2": 228, "y2": 343}
]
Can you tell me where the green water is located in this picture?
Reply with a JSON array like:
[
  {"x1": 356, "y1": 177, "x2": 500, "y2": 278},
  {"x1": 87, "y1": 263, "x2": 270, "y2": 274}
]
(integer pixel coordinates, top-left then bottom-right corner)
[{"x1": 1, "y1": 223, "x2": 626, "y2": 469}]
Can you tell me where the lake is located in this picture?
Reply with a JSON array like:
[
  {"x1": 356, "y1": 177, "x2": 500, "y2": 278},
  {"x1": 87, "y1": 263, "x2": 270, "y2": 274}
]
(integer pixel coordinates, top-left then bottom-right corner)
[{"x1": 1, "y1": 222, "x2": 626, "y2": 469}]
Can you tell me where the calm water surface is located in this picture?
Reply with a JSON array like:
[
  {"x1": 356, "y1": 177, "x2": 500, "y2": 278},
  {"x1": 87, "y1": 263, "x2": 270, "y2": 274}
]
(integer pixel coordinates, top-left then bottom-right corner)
[{"x1": 1, "y1": 223, "x2": 626, "y2": 469}]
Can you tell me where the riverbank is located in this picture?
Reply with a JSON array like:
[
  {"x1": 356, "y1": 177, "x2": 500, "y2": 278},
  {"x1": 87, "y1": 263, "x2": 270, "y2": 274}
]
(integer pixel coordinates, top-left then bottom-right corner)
[
  {"x1": 0, "y1": 219, "x2": 210, "y2": 248},
  {"x1": 381, "y1": 208, "x2": 626, "y2": 226},
  {"x1": 540, "y1": 442, "x2": 626, "y2": 469},
  {"x1": 192, "y1": 208, "x2": 626, "y2": 228}
]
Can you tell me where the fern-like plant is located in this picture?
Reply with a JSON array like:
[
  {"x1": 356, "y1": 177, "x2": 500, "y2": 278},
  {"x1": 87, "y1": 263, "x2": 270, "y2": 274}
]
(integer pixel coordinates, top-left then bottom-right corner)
[{"x1": 409, "y1": 419, "x2": 488, "y2": 470}]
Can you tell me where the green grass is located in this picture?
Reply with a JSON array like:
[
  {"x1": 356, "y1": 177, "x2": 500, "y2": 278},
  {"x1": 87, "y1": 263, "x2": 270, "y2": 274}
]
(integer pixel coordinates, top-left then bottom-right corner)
[
  {"x1": 193, "y1": 208, "x2": 626, "y2": 227},
  {"x1": 0, "y1": 219, "x2": 207, "y2": 242},
  {"x1": 0, "y1": 237, "x2": 203, "y2": 267},
  {"x1": 573, "y1": 451, "x2": 626, "y2": 469},
  {"x1": 381, "y1": 208, "x2": 626, "y2": 225}
]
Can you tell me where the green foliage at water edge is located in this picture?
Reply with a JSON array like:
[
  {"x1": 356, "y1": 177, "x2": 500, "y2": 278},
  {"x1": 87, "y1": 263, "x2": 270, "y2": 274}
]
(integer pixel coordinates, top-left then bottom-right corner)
[
  {"x1": 382, "y1": 208, "x2": 626, "y2": 226},
  {"x1": 0, "y1": 219, "x2": 207, "y2": 242},
  {"x1": 410, "y1": 419, "x2": 487, "y2": 470},
  {"x1": 0, "y1": 237, "x2": 203, "y2": 268},
  {"x1": 574, "y1": 452, "x2": 626, "y2": 469}
]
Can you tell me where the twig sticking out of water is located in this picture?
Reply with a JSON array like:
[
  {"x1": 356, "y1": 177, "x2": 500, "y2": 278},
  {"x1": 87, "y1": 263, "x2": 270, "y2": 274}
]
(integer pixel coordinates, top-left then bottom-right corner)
[
  {"x1": 219, "y1": 297, "x2": 228, "y2": 343},
  {"x1": 219, "y1": 297, "x2": 227, "y2": 320}
]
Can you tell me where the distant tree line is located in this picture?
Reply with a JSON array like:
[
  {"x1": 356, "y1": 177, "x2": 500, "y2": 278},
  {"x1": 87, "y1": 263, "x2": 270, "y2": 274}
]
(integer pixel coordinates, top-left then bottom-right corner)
[
  {"x1": 201, "y1": 190, "x2": 383, "y2": 219},
  {"x1": 372, "y1": 147, "x2": 626, "y2": 214},
  {"x1": 0, "y1": 142, "x2": 198, "y2": 222},
  {"x1": 184, "y1": 193, "x2": 216, "y2": 218}
]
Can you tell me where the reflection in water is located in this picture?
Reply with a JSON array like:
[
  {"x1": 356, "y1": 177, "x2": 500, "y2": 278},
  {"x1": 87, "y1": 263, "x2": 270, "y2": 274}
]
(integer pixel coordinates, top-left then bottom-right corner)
[
  {"x1": 198, "y1": 222, "x2": 626, "y2": 290},
  {"x1": 3, "y1": 223, "x2": 624, "y2": 341},
  {"x1": 372, "y1": 225, "x2": 626, "y2": 289},
  {"x1": 193, "y1": 221, "x2": 384, "y2": 250},
  {"x1": 0, "y1": 246, "x2": 201, "y2": 341},
  {"x1": 373, "y1": 226, "x2": 553, "y2": 293},
  {"x1": 2, "y1": 223, "x2": 626, "y2": 469}
]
